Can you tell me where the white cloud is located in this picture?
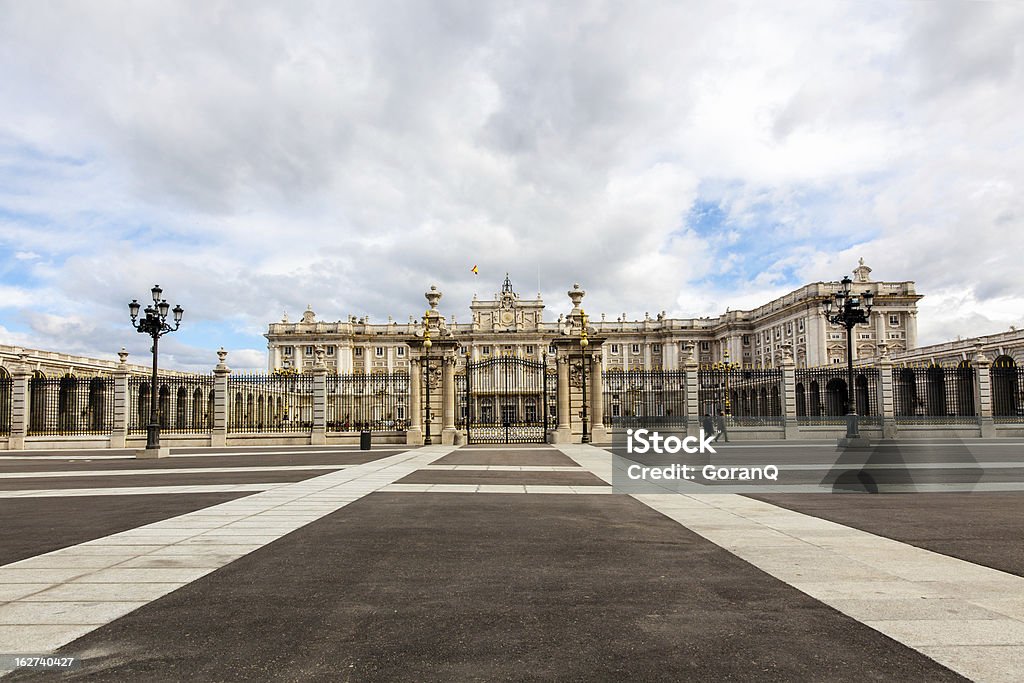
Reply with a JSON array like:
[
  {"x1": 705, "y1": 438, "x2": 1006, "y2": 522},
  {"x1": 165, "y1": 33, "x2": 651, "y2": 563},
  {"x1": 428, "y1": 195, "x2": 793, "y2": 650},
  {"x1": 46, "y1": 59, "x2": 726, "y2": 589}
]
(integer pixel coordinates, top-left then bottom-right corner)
[{"x1": 0, "y1": 1, "x2": 1021, "y2": 368}]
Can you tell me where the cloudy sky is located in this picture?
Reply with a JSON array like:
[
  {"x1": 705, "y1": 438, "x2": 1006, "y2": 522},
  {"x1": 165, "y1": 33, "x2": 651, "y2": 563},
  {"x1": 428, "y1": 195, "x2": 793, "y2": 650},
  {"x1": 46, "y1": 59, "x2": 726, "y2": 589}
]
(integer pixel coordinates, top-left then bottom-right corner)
[{"x1": 1, "y1": 1, "x2": 1022, "y2": 371}]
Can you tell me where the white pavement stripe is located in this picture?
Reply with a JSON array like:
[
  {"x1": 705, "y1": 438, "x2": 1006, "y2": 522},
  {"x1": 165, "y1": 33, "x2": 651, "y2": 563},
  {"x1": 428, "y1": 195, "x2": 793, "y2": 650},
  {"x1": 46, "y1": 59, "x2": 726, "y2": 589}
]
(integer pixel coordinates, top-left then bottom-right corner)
[
  {"x1": 0, "y1": 444, "x2": 457, "y2": 654},
  {"x1": 379, "y1": 483, "x2": 613, "y2": 494},
  {"x1": 0, "y1": 484, "x2": 290, "y2": 498},
  {"x1": 0, "y1": 465, "x2": 349, "y2": 479},
  {"x1": 421, "y1": 465, "x2": 581, "y2": 472},
  {"x1": 554, "y1": 443, "x2": 1024, "y2": 683}
]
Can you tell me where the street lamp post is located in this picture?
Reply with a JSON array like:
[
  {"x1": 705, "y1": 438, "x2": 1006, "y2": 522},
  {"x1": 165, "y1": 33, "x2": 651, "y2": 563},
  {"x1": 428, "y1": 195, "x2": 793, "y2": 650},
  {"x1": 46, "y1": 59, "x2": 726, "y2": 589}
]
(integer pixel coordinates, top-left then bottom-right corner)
[
  {"x1": 822, "y1": 275, "x2": 874, "y2": 445},
  {"x1": 580, "y1": 310, "x2": 590, "y2": 444},
  {"x1": 129, "y1": 285, "x2": 184, "y2": 453},
  {"x1": 423, "y1": 311, "x2": 432, "y2": 446}
]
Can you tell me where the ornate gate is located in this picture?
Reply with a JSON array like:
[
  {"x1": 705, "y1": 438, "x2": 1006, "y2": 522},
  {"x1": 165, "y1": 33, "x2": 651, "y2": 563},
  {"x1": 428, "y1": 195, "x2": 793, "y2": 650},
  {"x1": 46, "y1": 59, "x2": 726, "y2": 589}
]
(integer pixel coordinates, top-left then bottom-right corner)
[{"x1": 460, "y1": 355, "x2": 555, "y2": 444}]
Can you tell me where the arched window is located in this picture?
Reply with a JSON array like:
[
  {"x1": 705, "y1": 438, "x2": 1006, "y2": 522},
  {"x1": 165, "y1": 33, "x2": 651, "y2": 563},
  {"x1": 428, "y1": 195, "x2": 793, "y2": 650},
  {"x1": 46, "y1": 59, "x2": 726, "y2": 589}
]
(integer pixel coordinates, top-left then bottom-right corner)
[
  {"x1": 176, "y1": 386, "x2": 189, "y2": 429},
  {"x1": 59, "y1": 374, "x2": 77, "y2": 432},
  {"x1": 233, "y1": 392, "x2": 244, "y2": 427},
  {"x1": 770, "y1": 385, "x2": 781, "y2": 416},
  {"x1": 809, "y1": 381, "x2": 822, "y2": 417},
  {"x1": 159, "y1": 385, "x2": 171, "y2": 428},
  {"x1": 895, "y1": 369, "x2": 917, "y2": 416},
  {"x1": 795, "y1": 383, "x2": 807, "y2": 417},
  {"x1": 825, "y1": 378, "x2": 848, "y2": 416},
  {"x1": 30, "y1": 371, "x2": 48, "y2": 432},
  {"x1": 991, "y1": 356, "x2": 1019, "y2": 417},
  {"x1": 88, "y1": 378, "x2": 107, "y2": 431},
  {"x1": 855, "y1": 374, "x2": 870, "y2": 416},
  {"x1": 926, "y1": 366, "x2": 946, "y2": 416},
  {"x1": 192, "y1": 388, "x2": 204, "y2": 428},
  {"x1": 138, "y1": 382, "x2": 151, "y2": 428},
  {"x1": 0, "y1": 367, "x2": 10, "y2": 434}
]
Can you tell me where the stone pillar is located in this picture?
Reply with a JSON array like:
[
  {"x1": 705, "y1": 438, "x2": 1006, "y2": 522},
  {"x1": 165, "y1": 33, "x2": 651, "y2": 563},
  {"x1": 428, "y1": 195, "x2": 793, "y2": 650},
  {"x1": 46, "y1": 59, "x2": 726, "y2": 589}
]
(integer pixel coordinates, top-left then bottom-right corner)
[
  {"x1": 554, "y1": 355, "x2": 571, "y2": 443},
  {"x1": 110, "y1": 347, "x2": 130, "y2": 448},
  {"x1": 8, "y1": 354, "x2": 30, "y2": 450},
  {"x1": 407, "y1": 358, "x2": 422, "y2": 446},
  {"x1": 311, "y1": 347, "x2": 327, "y2": 445},
  {"x1": 683, "y1": 344, "x2": 700, "y2": 437},
  {"x1": 974, "y1": 347, "x2": 995, "y2": 438},
  {"x1": 212, "y1": 347, "x2": 230, "y2": 447},
  {"x1": 590, "y1": 352, "x2": 607, "y2": 443},
  {"x1": 779, "y1": 344, "x2": 799, "y2": 439},
  {"x1": 907, "y1": 310, "x2": 919, "y2": 349},
  {"x1": 441, "y1": 355, "x2": 457, "y2": 445},
  {"x1": 877, "y1": 345, "x2": 898, "y2": 439}
]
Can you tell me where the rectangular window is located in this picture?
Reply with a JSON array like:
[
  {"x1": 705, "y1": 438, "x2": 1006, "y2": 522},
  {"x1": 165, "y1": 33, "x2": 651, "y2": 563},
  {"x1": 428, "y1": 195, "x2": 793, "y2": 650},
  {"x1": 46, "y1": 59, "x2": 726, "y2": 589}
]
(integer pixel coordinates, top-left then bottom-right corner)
[
  {"x1": 742, "y1": 335, "x2": 750, "y2": 345},
  {"x1": 482, "y1": 346, "x2": 491, "y2": 355},
  {"x1": 375, "y1": 347, "x2": 384, "y2": 357},
  {"x1": 355, "y1": 348, "x2": 363, "y2": 357},
  {"x1": 525, "y1": 345, "x2": 535, "y2": 355},
  {"x1": 397, "y1": 406, "x2": 406, "y2": 420},
  {"x1": 700, "y1": 341, "x2": 710, "y2": 351},
  {"x1": 611, "y1": 344, "x2": 620, "y2": 354},
  {"x1": 397, "y1": 347, "x2": 406, "y2": 357},
  {"x1": 631, "y1": 344, "x2": 640, "y2": 354},
  {"x1": 325, "y1": 346, "x2": 335, "y2": 356},
  {"x1": 283, "y1": 346, "x2": 293, "y2": 356},
  {"x1": 304, "y1": 346, "x2": 314, "y2": 356},
  {"x1": 549, "y1": 344, "x2": 556, "y2": 354},
  {"x1": 889, "y1": 314, "x2": 900, "y2": 326},
  {"x1": 860, "y1": 333, "x2": 872, "y2": 339},
  {"x1": 652, "y1": 344, "x2": 661, "y2": 353},
  {"x1": 612, "y1": 404, "x2": 621, "y2": 418}
]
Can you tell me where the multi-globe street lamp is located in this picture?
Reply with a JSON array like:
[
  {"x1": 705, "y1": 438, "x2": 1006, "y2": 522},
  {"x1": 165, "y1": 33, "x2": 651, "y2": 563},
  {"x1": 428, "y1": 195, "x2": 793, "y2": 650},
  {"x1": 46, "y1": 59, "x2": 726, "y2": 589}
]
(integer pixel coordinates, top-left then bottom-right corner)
[
  {"x1": 822, "y1": 275, "x2": 874, "y2": 443},
  {"x1": 129, "y1": 285, "x2": 184, "y2": 452}
]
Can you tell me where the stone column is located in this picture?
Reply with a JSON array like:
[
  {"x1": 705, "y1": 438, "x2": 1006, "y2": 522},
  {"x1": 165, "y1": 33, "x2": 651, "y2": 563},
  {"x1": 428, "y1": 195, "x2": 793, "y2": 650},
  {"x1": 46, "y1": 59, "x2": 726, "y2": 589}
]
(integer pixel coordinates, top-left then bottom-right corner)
[
  {"x1": 683, "y1": 343, "x2": 700, "y2": 437},
  {"x1": 211, "y1": 348, "x2": 230, "y2": 447},
  {"x1": 974, "y1": 347, "x2": 995, "y2": 438},
  {"x1": 311, "y1": 347, "x2": 327, "y2": 445},
  {"x1": 441, "y1": 354, "x2": 457, "y2": 445},
  {"x1": 406, "y1": 358, "x2": 422, "y2": 446},
  {"x1": 8, "y1": 354, "x2": 30, "y2": 450},
  {"x1": 110, "y1": 348, "x2": 130, "y2": 448},
  {"x1": 590, "y1": 352, "x2": 607, "y2": 444},
  {"x1": 779, "y1": 344, "x2": 799, "y2": 440},
  {"x1": 877, "y1": 344, "x2": 897, "y2": 439},
  {"x1": 907, "y1": 310, "x2": 919, "y2": 349},
  {"x1": 554, "y1": 355, "x2": 571, "y2": 443}
]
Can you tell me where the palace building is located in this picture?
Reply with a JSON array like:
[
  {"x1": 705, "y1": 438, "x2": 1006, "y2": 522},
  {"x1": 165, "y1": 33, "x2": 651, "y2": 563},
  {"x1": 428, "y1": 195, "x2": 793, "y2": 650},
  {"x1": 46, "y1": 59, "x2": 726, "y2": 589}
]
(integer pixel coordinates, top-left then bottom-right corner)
[{"x1": 264, "y1": 260, "x2": 923, "y2": 373}]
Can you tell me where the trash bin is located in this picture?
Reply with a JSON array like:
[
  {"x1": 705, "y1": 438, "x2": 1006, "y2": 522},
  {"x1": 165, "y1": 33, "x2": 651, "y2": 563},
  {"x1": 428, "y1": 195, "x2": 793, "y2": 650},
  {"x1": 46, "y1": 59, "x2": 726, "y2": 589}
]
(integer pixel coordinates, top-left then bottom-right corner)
[{"x1": 360, "y1": 430, "x2": 372, "y2": 450}]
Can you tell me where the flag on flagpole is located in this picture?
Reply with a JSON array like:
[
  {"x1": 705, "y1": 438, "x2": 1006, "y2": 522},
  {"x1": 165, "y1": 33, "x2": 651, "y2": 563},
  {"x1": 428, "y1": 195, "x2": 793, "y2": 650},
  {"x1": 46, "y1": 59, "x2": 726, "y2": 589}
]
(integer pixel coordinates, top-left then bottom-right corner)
[{"x1": 471, "y1": 265, "x2": 478, "y2": 275}]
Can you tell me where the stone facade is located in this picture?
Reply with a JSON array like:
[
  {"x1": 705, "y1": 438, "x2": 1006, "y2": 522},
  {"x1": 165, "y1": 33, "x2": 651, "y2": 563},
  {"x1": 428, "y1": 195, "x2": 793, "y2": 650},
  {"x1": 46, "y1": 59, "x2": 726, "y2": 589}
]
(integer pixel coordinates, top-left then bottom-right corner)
[{"x1": 265, "y1": 261, "x2": 922, "y2": 372}]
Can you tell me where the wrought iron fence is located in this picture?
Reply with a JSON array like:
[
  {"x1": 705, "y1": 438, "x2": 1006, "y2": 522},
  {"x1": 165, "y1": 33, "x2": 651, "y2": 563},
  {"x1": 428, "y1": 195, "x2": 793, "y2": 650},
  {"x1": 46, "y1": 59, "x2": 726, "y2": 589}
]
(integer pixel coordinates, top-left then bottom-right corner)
[
  {"x1": 892, "y1": 364, "x2": 977, "y2": 424},
  {"x1": 0, "y1": 372, "x2": 12, "y2": 435},
  {"x1": 795, "y1": 366, "x2": 880, "y2": 425},
  {"x1": 228, "y1": 373, "x2": 313, "y2": 433},
  {"x1": 701, "y1": 366, "x2": 784, "y2": 425},
  {"x1": 129, "y1": 375, "x2": 215, "y2": 435},
  {"x1": 327, "y1": 372, "x2": 410, "y2": 432},
  {"x1": 27, "y1": 375, "x2": 115, "y2": 436},
  {"x1": 991, "y1": 361, "x2": 1024, "y2": 423},
  {"x1": 603, "y1": 369, "x2": 687, "y2": 426}
]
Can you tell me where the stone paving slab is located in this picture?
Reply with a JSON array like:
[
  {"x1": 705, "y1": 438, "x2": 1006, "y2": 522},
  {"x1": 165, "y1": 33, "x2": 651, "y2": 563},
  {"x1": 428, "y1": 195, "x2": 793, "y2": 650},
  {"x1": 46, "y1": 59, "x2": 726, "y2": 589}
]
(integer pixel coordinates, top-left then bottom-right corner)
[
  {"x1": 0, "y1": 493, "x2": 253, "y2": 566},
  {"x1": 554, "y1": 443, "x2": 1024, "y2": 683},
  {"x1": 6, "y1": 493, "x2": 965, "y2": 682},
  {"x1": 0, "y1": 445, "x2": 457, "y2": 655}
]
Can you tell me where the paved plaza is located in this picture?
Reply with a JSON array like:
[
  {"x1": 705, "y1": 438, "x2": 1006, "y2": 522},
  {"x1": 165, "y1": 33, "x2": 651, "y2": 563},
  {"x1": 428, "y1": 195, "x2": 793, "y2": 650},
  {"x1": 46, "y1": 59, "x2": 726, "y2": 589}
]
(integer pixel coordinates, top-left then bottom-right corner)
[{"x1": 1, "y1": 442, "x2": 1023, "y2": 681}]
